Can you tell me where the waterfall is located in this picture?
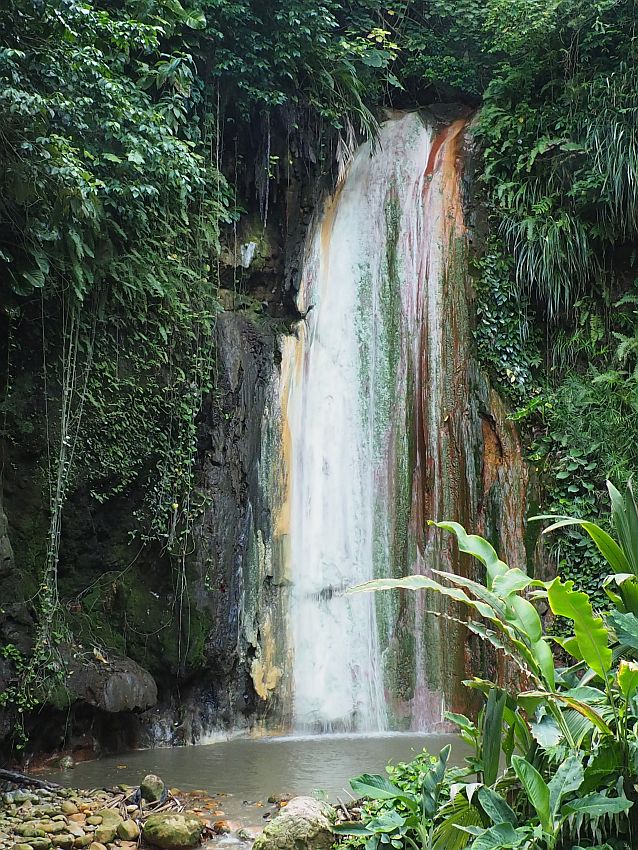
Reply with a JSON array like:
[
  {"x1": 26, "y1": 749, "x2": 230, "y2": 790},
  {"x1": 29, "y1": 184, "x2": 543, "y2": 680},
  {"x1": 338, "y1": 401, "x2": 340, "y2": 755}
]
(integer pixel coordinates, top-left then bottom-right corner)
[{"x1": 249, "y1": 110, "x2": 532, "y2": 734}]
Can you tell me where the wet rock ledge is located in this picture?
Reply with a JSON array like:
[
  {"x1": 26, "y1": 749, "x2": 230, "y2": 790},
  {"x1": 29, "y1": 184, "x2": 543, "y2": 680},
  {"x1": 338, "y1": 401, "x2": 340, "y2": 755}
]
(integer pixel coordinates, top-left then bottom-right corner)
[{"x1": 0, "y1": 775, "x2": 221, "y2": 850}]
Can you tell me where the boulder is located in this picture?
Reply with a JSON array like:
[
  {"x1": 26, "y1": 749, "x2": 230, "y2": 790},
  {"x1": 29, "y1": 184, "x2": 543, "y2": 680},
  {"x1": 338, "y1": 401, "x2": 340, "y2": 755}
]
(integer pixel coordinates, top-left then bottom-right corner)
[
  {"x1": 253, "y1": 797, "x2": 335, "y2": 850},
  {"x1": 143, "y1": 813, "x2": 203, "y2": 850},
  {"x1": 92, "y1": 826, "x2": 116, "y2": 845},
  {"x1": 64, "y1": 652, "x2": 157, "y2": 713},
  {"x1": 116, "y1": 822, "x2": 139, "y2": 841},
  {"x1": 140, "y1": 775, "x2": 165, "y2": 803}
]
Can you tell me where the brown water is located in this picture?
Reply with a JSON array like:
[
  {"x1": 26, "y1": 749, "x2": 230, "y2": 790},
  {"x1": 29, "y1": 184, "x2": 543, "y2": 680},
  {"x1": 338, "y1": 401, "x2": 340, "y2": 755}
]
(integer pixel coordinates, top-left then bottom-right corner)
[{"x1": 48, "y1": 733, "x2": 468, "y2": 838}]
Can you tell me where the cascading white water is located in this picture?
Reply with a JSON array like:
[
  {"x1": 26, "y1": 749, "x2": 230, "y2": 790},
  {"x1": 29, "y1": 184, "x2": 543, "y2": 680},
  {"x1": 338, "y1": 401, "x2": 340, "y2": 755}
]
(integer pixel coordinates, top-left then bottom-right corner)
[
  {"x1": 249, "y1": 109, "x2": 533, "y2": 734},
  {"x1": 278, "y1": 112, "x2": 444, "y2": 732}
]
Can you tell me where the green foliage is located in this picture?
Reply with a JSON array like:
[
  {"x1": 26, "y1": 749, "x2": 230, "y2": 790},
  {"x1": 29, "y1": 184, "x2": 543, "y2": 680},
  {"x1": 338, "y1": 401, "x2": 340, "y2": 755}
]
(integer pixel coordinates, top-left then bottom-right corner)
[
  {"x1": 473, "y1": 244, "x2": 541, "y2": 404},
  {"x1": 335, "y1": 747, "x2": 456, "y2": 850},
  {"x1": 0, "y1": 0, "x2": 232, "y2": 742},
  {"x1": 0, "y1": 0, "x2": 228, "y2": 306},
  {"x1": 340, "y1": 515, "x2": 638, "y2": 850},
  {"x1": 467, "y1": 0, "x2": 638, "y2": 607},
  {"x1": 201, "y1": 0, "x2": 399, "y2": 135},
  {"x1": 477, "y1": 0, "x2": 638, "y2": 318}
]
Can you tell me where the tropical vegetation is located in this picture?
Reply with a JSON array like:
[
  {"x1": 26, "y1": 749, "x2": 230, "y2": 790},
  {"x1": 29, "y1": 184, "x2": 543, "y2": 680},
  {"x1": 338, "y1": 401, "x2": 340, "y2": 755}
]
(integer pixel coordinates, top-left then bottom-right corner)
[
  {"x1": 333, "y1": 483, "x2": 638, "y2": 850},
  {"x1": 1, "y1": 0, "x2": 638, "y2": 753}
]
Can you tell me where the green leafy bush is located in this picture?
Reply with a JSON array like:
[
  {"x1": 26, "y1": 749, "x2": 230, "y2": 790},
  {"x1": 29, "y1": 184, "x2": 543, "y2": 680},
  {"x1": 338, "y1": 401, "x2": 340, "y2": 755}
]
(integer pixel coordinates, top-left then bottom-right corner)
[{"x1": 340, "y1": 508, "x2": 638, "y2": 850}]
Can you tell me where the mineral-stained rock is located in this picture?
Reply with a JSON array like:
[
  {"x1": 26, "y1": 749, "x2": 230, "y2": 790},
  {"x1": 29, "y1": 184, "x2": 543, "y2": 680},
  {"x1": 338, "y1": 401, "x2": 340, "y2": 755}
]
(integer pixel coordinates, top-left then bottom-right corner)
[
  {"x1": 143, "y1": 813, "x2": 203, "y2": 850},
  {"x1": 252, "y1": 797, "x2": 336, "y2": 850}
]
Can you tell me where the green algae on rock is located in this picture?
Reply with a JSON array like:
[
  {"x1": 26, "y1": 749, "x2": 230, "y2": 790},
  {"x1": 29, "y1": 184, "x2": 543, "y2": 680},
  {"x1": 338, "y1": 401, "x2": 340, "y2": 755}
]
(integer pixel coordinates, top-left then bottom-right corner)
[
  {"x1": 142, "y1": 813, "x2": 204, "y2": 850},
  {"x1": 253, "y1": 797, "x2": 335, "y2": 850}
]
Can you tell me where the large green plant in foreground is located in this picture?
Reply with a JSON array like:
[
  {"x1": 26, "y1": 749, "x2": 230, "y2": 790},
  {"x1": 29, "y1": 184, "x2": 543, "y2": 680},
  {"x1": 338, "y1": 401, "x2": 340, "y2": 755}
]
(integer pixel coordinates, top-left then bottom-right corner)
[
  {"x1": 536, "y1": 479, "x2": 638, "y2": 619},
  {"x1": 340, "y1": 512, "x2": 638, "y2": 850}
]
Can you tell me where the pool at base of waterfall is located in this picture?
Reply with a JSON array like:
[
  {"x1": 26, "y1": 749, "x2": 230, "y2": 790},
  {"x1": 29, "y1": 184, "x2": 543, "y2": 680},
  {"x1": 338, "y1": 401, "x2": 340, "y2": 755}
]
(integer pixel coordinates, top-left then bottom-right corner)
[{"x1": 45, "y1": 733, "x2": 469, "y2": 839}]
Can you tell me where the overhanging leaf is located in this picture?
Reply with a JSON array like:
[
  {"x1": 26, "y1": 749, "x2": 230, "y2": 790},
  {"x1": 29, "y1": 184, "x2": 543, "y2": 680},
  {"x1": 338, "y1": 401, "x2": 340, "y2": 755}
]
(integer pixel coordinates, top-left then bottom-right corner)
[
  {"x1": 511, "y1": 755, "x2": 550, "y2": 830},
  {"x1": 547, "y1": 577, "x2": 611, "y2": 680},
  {"x1": 547, "y1": 755, "x2": 584, "y2": 816},
  {"x1": 429, "y1": 521, "x2": 509, "y2": 587}
]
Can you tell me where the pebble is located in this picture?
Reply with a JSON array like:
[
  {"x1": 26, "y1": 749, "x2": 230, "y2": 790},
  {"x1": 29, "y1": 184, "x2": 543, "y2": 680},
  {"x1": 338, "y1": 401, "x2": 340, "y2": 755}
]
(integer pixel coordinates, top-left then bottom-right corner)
[
  {"x1": 64, "y1": 827, "x2": 84, "y2": 839},
  {"x1": 115, "y1": 822, "x2": 138, "y2": 842},
  {"x1": 0, "y1": 777, "x2": 228, "y2": 850},
  {"x1": 58, "y1": 807, "x2": 77, "y2": 818}
]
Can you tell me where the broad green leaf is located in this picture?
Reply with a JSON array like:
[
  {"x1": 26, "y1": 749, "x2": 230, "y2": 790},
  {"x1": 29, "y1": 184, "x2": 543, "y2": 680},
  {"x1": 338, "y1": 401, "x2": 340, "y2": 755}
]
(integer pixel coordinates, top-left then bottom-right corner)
[
  {"x1": 432, "y1": 571, "x2": 508, "y2": 618},
  {"x1": 530, "y1": 636, "x2": 556, "y2": 690},
  {"x1": 468, "y1": 822, "x2": 522, "y2": 850},
  {"x1": 444, "y1": 712, "x2": 476, "y2": 734},
  {"x1": 608, "y1": 610, "x2": 638, "y2": 650},
  {"x1": 608, "y1": 480, "x2": 638, "y2": 575},
  {"x1": 422, "y1": 745, "x2": 450, "y2": 817},
  {"x1": 349, "y1": 575, "x2": 498, "y2": 621},
  {"x1": 332, "y1": 823, "x2": 373, "y2": 836},
  {"x1": 530, "y1": 715, "x2": 561, "y2": 748},
  {"x1": 430, "y1": 521, "x2": 509, "y2": 586},
  {"x1": 185, "y1": 11, "x2": 206, "y2": 28},
  {"x1": 511, "y1": 755, "x2": 550, "y2": 830},
  {"x1": 603, "y1": 572, "x2": 638, "y2": 615},
  {"x1": 477, "y1": 787, "x2": 517, "y2": 825},
  {"x1": 617, "y1": 659, "x2": 638, "y2": 699},
  {"x1": 350, "y1": 774, "x2": 404, "y2": 801},
  {"x1": 534, "y1": 514, "x2": 632, "y2": 575},
  {"x1": 507, "y1": 594, "x2": 542, "y2": 642},
  {"x1": 547, "y1": 577, "x2": 611, "y2": 679},
  {"x1": 432, "y1": 794, "x2": 483, "y2": 850},
  {"x1": 492, "y1": 569, "x2": 533, "y2": 597},
  {"x1": 520, "y1": 691, "x2": 613, "y2": 736},
  {"x1": 547, "y1": 755, "x2": 584, "y2": 815},
  {"x1": 482, "y1": 689, "x2": 505, "y2": 786},
  {"x1": 551, "y1": 634, "x2": 582, "y2": 661},
  {"x1": 563, "y1": 792, "x2": 633, "y2": 817}
]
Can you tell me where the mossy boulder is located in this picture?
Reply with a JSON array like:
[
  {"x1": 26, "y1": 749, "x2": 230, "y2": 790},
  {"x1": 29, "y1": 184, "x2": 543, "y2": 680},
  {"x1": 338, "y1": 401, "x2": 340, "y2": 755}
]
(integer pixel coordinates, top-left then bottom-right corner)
[
  {"x1": 116, "y1": 820, "x2": 139, "y2": 841},
  {"x1": 140, "y1": 775, "x2": 164, "y2": 803},
  {"x1": 253, "y1": 797, "x2": 336, "y2": 850},
  {"x1": 142, "y1": 813, "x2": 203, "y2": 850}
]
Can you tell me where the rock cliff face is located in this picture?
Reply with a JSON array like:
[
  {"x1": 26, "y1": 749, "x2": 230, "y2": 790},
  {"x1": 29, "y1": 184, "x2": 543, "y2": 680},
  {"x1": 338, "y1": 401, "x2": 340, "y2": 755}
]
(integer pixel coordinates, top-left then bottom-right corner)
[
  {"x1": 0, "y1": 109, "x2": 537, "y2": 757},
  {"x1": 0, "y1": 120, "x2": 314, "y2": 756}
]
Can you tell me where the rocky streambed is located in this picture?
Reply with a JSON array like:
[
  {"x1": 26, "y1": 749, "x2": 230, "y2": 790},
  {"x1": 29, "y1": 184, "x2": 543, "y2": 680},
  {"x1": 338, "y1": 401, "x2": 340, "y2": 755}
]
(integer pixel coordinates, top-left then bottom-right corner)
[
  {"x1": 0, "y1": 775, "x2": 249, "y2": 850},
  {"x1": 0, "y1": 773, "x2": 347, "y2": 850}
]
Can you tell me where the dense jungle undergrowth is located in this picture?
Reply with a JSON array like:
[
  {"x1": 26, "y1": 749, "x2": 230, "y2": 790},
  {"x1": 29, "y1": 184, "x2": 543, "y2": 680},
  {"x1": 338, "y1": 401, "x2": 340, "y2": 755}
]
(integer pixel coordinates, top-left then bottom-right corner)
[{"x1": 1, "y1": 0, "x2": 638, "y2": 752}]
